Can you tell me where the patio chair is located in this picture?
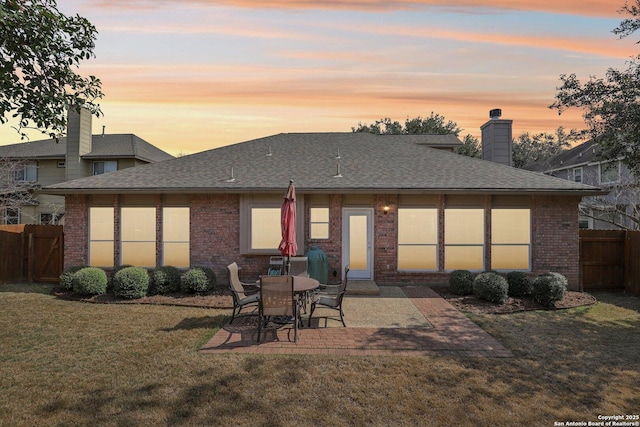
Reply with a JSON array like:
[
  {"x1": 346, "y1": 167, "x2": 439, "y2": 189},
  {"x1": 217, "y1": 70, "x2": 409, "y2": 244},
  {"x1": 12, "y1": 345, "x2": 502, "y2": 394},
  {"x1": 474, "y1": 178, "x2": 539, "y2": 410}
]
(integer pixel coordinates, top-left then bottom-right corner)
[
  {"x1": 308, "y1": 265, "x2": 349, "y2": 327},
  {"x1": 288, "y1": 256, "x2": 309, "y2": 276},
  {"x1": 227, "y1": 262, "x2": 260, "y2": 324},
  {"x1": 258, "y1": 275, "x2": 299, "y2": 343}
]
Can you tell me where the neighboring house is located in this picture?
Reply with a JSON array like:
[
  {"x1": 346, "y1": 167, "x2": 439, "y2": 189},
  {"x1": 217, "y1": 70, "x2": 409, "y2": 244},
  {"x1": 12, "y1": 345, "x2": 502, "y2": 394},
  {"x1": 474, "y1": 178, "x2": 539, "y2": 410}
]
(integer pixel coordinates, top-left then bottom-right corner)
[
  {"x1": 42, "y1": 113, "x2": 603, "y2": 290},
  {"x1": 0, "y1": 108, "x2": 174, "y2": 225},
  {"x1": 524, "y1": 140, "x2": 636, "y2": 230}
]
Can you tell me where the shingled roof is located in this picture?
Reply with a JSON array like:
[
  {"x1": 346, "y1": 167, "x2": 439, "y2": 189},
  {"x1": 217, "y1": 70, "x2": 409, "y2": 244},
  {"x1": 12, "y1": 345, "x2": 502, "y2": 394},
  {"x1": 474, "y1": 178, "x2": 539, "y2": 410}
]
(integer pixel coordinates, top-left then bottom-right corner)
[
  {"x1": 43, "y1": 132, "x2": 603, "y2": 195},
  {"x1": 0, "y1": 134, "x2": 174, "y2": 163},
  {"x1": 524, "y1": 140, "x2": 599, "y2": 173}
]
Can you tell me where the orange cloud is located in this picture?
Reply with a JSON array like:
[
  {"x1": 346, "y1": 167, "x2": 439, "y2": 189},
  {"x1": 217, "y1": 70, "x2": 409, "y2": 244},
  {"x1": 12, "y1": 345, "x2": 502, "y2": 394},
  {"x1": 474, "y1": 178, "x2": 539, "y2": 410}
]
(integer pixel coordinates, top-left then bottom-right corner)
[{"x1": 94, "y1": 0, "x2": 622, "y2": 18}]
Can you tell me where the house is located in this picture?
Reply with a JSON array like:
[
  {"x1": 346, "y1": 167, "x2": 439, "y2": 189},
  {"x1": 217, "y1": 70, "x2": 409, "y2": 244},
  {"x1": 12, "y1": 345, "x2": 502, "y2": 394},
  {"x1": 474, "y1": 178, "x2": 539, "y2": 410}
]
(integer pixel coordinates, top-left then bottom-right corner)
[
  {"x1": 42, "y1": 112, "x2": 603, "y2": 290},
  {"x1": 0, "y1": 108, "x2": 174, "y2": 225},
  {"x1": 524, "y1": 140, "x2": 636, "y2": 230}
]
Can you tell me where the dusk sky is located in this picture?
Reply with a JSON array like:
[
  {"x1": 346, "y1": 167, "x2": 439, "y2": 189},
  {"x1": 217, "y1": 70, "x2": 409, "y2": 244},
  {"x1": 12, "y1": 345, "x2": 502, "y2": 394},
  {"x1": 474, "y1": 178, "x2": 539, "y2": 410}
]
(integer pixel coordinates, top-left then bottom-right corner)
[{"x1": 2, "y1": 0, "x2": 638, "y2": 156}]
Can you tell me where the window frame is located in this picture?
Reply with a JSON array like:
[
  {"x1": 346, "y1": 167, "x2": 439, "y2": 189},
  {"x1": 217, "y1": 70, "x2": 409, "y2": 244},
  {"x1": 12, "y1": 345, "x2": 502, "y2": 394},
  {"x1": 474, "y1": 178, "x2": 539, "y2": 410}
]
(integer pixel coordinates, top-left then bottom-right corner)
[
  {"x1": 490, "y1": 208, "x2": 531, "y2": 271},
  {"x1": 120, "y1": 206, "x2": 156, "y2": 268},
  {"x1": 444, "y1": 208, "x2": 485, "y2": 272},
  {"x1": 92, "y1": 160, "x2": 118, "y2": 176},
  {"x1": 88, "y1": 207, "x2": 115, "y2": 267},
  {"x1": 162, "y1": 207, "x2": 190, "y2": 268},
  {"x1": 3, "y1": 207, "x2": 20, "y2": 225},
  {"x1": 397, "y1": 207, "x2": 439, "y2": 272},
  {"x1": 573, "y1": 167, "x2": 583, "y2": 183},
  {"x1": 309, "y1": 206, "x2": 330, "y2": 240},
  {"x1": 14, "y1": 161, "x2": 37, "y2": 182}
]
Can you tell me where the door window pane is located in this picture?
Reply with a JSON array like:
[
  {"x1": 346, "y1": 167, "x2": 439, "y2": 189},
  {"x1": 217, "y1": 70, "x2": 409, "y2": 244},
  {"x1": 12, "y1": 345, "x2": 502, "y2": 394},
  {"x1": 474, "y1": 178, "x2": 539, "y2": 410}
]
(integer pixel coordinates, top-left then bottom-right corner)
[
  {"x1": 121, "y1": 207, "x2": 156, "y2": 267},
  {"x1": 89, "y1": 207, "x2": 114, "y2": 267},
  {"x1": 349, "y1": 215, "x2": 367, "y2": 270}
]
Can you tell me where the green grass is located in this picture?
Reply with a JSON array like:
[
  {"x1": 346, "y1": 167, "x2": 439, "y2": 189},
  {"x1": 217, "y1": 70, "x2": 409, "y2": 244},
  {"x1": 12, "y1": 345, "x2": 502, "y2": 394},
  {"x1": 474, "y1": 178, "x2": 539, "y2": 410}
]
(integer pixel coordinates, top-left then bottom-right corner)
[{"x1": 1, "y1": 284, "x2": 639, "y2": 426}]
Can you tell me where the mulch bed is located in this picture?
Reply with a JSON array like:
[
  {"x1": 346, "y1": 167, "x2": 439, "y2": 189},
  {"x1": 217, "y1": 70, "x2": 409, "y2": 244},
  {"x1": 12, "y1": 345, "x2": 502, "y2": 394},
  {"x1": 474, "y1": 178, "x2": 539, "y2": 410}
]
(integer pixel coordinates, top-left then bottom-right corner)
[
  {"x1": 433, "y1": 287, "x2": 598, "y2": 314},
  {"x1": 52, "y1": 285, "x2": 598, "y2": 315}
]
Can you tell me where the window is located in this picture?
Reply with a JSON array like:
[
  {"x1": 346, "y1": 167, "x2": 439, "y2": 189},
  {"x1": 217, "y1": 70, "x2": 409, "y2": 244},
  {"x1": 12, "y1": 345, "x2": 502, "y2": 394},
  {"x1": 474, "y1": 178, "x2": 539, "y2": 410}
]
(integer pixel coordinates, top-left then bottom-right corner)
[
  {"x1": 15, "y1": 162, "x2": 37, "y2": 182},
  {"x1": 600, "y1": 161, "x2": 620, "y2": 184},
  {"x1": 573, "y1": 167, "x2": 582, "y2": 183},
  {"x1": 398, "y1": 208, "x2": 438, "y2": 271},
  {"x1": 40, "y1": 213, "x2": 64, "y2": 225},
  {"x1": 57, "y1": 161, "x2": 65, "y2": 168},
  {"x1": 2, "y1": 207, "x2": 20, "y2": 225},
  {"x1": 491, "y1": 209, "x2": 531, "y2": 271},
  {"x1": 445, "y1": 209, "x2": 484, "y2": 271},
  {"x1": 310, "y1": 207, "x2": 329, "y2": 239},
  {"x1": 121, "y1": 207, "x2": 156, "y2": 267},
  {"x1": 93, "y1": 161, "x2": 117, "y2": 175},
  {"x1": 89, "y1": 207, "x2": 114, "y2": 267},
  {"x1": 163, "y1": 207, "x2": 189, "y2": 267},
  {"x1": 251, "y1": 207, "x2": 281, "y2": 250}
]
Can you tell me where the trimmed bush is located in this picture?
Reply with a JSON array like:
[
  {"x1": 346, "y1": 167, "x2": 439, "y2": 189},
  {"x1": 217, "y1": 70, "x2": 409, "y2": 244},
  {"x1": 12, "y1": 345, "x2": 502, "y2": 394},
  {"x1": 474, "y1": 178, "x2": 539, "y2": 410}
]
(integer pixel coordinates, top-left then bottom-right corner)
[
  {"x1": 72, "y1": 267, "x2": 108, "y2": 295},
  {"x1": 532, "y1": 272, "x2": 567, "y2": 307},
  {"x1": 150, "y1": 266, "x2": 182, "y2": 295},
  {"x1": 60, "y1": 265, "x2": 89, "y2": 290},
  {"x1": 112, "y1": 267, "x2": 149, "y2": 299},
  {"x1": 506, "y1": 271, "x2": 532, "y2": 297},
  {"x1": 192, "y1": 266, "x2": 217, "y2": 290},
  {"x1": 181, "y1": 268, "x2": 210, "y2": 294},
  {"x1": 108, "y1": 264, "x2": 133, "y2": 293},
  {"x1": 473, "y1": 272, "x2": 509, "y2": 304},
  {"x1": 449, "y1": 270, "x2": 474, "y2": 295}
]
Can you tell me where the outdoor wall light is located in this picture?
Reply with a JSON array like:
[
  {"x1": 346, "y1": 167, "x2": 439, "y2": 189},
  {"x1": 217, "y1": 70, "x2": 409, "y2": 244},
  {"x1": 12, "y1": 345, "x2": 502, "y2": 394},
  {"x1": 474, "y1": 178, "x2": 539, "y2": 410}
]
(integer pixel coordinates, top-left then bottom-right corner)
[{"x1": 383, "y1": 206, "x2": 390, "y2": 215}]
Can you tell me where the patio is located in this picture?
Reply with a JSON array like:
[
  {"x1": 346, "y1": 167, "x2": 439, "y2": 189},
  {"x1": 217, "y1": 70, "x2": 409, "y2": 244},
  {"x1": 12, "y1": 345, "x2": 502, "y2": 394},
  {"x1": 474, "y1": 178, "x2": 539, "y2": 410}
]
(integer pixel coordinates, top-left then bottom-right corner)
[{"x1": 200, "y1": 285, "x2": 513, "y2": 357}]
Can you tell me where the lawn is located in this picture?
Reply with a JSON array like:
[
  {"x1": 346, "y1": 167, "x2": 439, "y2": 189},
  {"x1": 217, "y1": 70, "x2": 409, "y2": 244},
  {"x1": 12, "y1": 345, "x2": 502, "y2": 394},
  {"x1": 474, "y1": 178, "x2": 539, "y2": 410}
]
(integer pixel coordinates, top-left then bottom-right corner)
[{"x1": 0, "y1": 283, "x2": 638, "y2": 426}]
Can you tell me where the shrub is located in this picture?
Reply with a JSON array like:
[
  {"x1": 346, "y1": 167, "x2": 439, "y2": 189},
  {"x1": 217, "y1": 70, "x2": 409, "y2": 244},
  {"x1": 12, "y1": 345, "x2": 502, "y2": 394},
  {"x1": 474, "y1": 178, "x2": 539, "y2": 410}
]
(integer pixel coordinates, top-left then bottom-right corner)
[
  {"x1": 473, "y1": 272, "x2": 509, "y2": 304},
  {"x1": 449, "y1": 270, "x2": 474, "y2": 295},
  {"x1": 181, "y1": 268, "x2": 210, "y2": 294},
  {"x1": 506, "y1": 271, "x2": 532, "y2": 297},
  {"x1": 150, "y1": 266, "x2": 182, "y2": 295},
  {"x1": 72, "y1": 267, "x2": 108, "y2": 295},
  {"x1": 112, "y1": 267, "x2": 149, "y2": 299},
  {"x1": 59, "y1": 265, "x2": 88, "y2": 290},
  {"x1": 532, "y1": 272, "x2": 567, "y2": 307},
  {"x1": 108, "y1": 264, "x2": 133, "y2": 293},
  {"x1": 192, "y1": 265, "x2": 217, "y2": 290}
]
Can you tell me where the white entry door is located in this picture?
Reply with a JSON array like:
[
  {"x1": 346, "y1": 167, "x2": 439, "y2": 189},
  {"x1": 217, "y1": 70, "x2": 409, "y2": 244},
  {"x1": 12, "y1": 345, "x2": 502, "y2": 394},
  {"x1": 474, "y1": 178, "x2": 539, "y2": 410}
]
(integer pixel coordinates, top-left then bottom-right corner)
[{"x1": 342, "y1": 208, "x2": 373, "y2": 280}]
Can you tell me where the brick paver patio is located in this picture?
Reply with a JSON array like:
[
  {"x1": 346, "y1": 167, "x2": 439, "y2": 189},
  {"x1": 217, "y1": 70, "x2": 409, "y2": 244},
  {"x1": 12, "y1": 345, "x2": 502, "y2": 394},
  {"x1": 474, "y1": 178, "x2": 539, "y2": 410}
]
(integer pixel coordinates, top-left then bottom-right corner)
[{"x1": 200, "y1": 286, "x2": 513, "y2": 357}]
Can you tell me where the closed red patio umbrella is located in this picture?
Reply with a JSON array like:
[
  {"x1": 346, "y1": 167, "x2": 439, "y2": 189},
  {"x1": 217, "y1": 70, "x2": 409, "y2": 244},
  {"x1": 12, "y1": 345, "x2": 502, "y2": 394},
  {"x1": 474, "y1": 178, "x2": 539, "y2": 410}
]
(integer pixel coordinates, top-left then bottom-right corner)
[{"x1": 278, "y1": 180, "x2": 298, "y2": 274}]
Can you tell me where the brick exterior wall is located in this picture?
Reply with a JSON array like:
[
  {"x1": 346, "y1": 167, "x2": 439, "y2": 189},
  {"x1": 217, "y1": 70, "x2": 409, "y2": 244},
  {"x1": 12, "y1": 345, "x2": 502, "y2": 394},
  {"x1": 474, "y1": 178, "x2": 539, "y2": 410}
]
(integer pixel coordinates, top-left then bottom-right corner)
[{"x1": 63, "y1": 192, "x2": 582, "y2": 290}]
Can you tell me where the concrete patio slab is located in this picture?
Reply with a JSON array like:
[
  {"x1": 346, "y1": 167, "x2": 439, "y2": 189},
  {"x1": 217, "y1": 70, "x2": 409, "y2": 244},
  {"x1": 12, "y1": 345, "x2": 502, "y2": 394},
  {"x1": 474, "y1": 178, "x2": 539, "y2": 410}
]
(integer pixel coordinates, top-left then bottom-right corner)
[{"x1": 200, "y1": 286, "x2": 513, "y2": 358}]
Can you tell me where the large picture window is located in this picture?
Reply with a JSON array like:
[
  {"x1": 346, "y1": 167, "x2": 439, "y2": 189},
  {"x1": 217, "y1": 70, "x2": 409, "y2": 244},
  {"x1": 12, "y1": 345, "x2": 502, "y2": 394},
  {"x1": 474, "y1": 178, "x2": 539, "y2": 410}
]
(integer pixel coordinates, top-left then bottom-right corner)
[
  {"x1": 93, "y1": 160, "x2": 117, "y2": 175},
  {"x1": 397, "y1": 208, "x2": 438, "y2": 271},
  {"x1": 121, "y1": 207, "x2": 156, "y2": 267},
  {"x1": 89, "y1": 207, "x2": 114, "y2": 267},
  {"x1": 163, "y1": 207, "x2": 189, "y2": 267},
  {"x1": 251, "y1": 207, "x2": 281, "y2": 250},
  {"x1": 445, "y1": 208, "x2": 484, "y2": 271},
  {"x1": 491, "y1": 209, "x2": 531, "y2": 270}
]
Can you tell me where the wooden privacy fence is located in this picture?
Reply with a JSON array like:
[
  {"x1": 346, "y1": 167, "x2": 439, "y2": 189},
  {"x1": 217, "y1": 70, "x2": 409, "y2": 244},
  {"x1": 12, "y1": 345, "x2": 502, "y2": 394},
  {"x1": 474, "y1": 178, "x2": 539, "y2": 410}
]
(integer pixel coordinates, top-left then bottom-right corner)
[
  {"x1": 0, "y1": 225, "x2": 63, "y2": 284},
  {"x1": 579, "y1": 229, "x2": 640, "y2": 295}
]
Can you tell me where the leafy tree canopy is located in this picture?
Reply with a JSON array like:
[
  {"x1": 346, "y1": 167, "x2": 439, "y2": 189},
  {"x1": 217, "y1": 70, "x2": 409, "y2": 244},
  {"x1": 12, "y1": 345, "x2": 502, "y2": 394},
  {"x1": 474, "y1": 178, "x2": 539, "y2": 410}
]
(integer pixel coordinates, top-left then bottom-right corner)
[
  {"x1": 352, "y1": 112, "x2": 461, "y2": 136},
  {"x1": 550, "y1": 0, "x2": 640, "y2": 176},
  {"x1": 352, "y1": 112, "x2": 482, "y2": 158},
  {"x1": 0, "y1": 0, "x2": 103, "y2": 140},
  {"x1": 512, "y1": 127, "x2": 581, "y2": 168}
]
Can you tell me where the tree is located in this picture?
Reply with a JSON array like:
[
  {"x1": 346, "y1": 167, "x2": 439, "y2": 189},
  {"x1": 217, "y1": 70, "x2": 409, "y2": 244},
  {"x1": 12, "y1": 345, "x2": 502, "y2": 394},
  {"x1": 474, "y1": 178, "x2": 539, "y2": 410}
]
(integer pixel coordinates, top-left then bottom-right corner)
[
  {"x1": 550, "y1": 1, "x2": 640, "y2": 177},
  {"x1": 0, "y1": 0, "x2": 103, "y2": 140},
  {"x1": 454, "y1": 134, "x2": 481, "y2": 158},
  {"x1": 352, "y1": 112, "x2": 461, "y2": 136},
  {"x1": 512, "y1": 127, "x2": 580, "y2": 168}
]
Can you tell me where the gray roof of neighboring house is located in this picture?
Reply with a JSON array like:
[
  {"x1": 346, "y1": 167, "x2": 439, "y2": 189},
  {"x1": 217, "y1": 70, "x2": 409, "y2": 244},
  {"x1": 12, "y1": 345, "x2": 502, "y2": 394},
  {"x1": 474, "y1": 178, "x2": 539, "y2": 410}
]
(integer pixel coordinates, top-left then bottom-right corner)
[
  {"x1": 0, "y1": 134, "x2": 174, "y2": 163},
  {"x1": 524, "y1": 140, "x2": 600, "y2": 173},
  {"x1": 43, "y1": 132, "x2": 604, "y2": 195}
]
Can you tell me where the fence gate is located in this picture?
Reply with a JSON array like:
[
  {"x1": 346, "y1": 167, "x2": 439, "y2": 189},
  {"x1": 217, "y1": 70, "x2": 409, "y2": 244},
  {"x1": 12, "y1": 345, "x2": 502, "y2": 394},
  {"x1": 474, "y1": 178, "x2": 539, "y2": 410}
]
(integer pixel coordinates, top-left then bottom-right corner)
[
  {"x1": 0, "y1": 225, "x2": 63, "y2": 284},
  {"x1": 579, "y1": 229, "x2": 640, "y2": 294}
]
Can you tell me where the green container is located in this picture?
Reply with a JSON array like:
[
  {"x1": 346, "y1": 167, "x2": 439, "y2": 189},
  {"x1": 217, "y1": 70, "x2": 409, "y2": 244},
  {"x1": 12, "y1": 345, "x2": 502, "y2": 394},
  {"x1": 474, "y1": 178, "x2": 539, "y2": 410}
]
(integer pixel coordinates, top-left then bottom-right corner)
[{"x1": 306, "y1": 245, "x2": 328, "y2": 284}]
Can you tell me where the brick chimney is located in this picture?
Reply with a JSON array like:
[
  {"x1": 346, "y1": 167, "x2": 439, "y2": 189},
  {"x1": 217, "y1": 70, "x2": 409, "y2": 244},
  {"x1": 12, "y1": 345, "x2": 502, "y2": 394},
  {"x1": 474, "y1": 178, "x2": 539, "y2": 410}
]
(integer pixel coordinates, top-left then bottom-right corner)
[
  {"x1": 481, "y1": 108, "x2": 513, "y2": 167},
  {"x1": 65, "y1": 107, "x2": 93, "y2": 181}
]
